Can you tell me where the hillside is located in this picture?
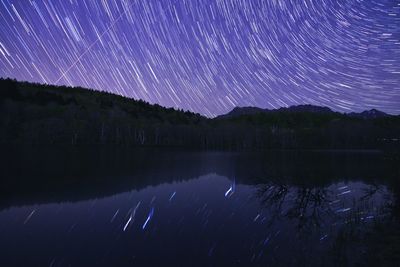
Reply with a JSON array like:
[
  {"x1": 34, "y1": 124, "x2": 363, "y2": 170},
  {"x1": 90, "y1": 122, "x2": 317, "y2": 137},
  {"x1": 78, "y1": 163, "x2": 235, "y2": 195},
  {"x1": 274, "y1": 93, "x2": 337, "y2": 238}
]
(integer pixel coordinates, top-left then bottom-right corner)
[
  {"x1": 1, "y1": 78, "x2": 399, "y2": 151},
  {"x1": 0, "y1": 78, "x2": 207, "y2": 146}
]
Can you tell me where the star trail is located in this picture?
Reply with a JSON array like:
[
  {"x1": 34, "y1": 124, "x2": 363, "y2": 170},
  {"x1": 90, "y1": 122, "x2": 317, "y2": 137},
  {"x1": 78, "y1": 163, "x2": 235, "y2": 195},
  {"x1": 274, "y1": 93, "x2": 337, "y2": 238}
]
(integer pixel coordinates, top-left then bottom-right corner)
[{"x1": 0, "y1": 0, "x2": 399, "y2": 117}]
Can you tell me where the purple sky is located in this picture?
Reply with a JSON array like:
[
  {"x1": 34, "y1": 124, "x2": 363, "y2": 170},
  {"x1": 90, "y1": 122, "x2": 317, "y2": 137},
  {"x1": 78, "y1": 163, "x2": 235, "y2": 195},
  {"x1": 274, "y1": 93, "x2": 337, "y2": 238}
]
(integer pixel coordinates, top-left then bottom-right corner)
[{"x1": 0, "y1": 0, "x2": 399, "y2": 117}]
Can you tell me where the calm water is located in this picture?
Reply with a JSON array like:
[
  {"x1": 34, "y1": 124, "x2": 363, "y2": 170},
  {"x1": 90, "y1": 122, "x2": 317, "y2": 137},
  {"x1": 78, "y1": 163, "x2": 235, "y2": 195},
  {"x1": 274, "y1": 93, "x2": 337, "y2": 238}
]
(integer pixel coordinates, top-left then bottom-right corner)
[{"x1": 0, "y1": 148, "x2": 398, "y2": 266}]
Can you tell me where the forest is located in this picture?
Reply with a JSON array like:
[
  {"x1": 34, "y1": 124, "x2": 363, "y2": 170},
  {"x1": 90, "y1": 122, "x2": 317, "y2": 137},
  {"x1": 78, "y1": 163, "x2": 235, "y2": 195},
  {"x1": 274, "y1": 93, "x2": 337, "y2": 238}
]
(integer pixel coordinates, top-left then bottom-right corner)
[{"x1": 1, "y1": 78, "x2": 399, "y2": 153}]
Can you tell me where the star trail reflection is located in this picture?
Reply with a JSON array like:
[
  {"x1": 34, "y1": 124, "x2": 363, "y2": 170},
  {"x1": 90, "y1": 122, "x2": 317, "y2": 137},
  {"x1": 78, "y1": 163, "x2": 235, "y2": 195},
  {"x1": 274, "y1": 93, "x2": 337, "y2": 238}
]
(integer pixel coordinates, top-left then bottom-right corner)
[
  {"x1": 0, "y1": 148, "x2": 398, "y2": 266},
  {"x1": 0, "y1": 174, "x2": 393, "y2": 266}
]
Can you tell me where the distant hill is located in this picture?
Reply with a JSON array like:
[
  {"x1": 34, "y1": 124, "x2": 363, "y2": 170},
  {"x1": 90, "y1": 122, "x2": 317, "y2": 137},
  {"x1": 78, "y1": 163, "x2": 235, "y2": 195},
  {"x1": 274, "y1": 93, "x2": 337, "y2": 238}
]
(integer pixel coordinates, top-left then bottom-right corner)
[
  {"x1": 1, "y1": 78, "x2": 399, "y2": 152},
  {"x1": 348, "y1": 109, "x2": 389, "y2": 119},
  {"x1": 217, "y1": 105, "x2": 387, "y2": 119},
  {"x1": 216, "y1": 106, "x2": 266, "y2": 119}
]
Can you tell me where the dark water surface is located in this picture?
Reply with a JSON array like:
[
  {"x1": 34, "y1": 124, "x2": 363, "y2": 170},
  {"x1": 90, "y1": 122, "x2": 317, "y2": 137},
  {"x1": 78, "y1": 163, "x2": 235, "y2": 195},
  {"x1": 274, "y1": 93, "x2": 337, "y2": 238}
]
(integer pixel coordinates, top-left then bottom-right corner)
[{"x1": 0, "y1": 148, "x2": 399, "y2": 266}]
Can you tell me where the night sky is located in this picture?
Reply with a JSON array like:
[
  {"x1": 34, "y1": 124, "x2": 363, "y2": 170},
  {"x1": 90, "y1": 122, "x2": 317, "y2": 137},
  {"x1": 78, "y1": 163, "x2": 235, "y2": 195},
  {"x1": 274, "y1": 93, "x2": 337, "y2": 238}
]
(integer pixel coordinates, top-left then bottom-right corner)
[{"x1": 0, "y1": 0, "x2": 399, "y2": 117}]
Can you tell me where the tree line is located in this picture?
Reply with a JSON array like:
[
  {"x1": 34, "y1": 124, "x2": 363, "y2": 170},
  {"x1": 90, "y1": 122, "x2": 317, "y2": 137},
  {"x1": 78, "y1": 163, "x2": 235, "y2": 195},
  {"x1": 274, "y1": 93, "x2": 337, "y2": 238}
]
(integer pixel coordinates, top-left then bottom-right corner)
[{"x1": 1, "y1": 78, "x2": 399, "y2": 153}]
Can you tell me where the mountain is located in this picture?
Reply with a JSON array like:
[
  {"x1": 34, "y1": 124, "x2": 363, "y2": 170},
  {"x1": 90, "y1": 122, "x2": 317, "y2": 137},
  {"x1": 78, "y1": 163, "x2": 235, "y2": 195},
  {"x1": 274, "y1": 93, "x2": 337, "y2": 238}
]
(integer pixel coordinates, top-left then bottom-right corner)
[
  {"x1": 348, "y1": 109, "x2": 388, "y2": 119},
  {"x1": 278, "y1": 105, "x2": 334, "y2": 114},
  {"x1": 216, "y1": 106, "x2": 266, "y2": 119},
  {"x1": 217, "y1": 104, "x2": 390, "y2": 120},
  {"x1": 216, "y1": 104, "x2": 335, "y2": 119},
  {"x1": 218, "y1": 105, "x2": 337, "y2": 120},
  {"x1": 1, "y1": 78, "x2": 399, "y2": 152}
]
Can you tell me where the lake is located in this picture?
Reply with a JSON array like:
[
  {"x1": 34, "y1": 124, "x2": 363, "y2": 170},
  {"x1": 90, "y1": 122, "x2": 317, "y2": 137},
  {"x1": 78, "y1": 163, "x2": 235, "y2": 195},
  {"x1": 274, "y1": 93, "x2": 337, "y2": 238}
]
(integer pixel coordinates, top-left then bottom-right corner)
[{"x1": 0, "y1": 148, "x2": 399, "y2": 266}]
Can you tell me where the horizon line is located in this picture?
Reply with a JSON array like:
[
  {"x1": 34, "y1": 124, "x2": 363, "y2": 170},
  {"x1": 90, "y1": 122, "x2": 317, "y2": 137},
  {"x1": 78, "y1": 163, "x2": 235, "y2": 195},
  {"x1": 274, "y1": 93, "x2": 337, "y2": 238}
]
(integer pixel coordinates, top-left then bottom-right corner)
[{"x1": 1, "y1": 76, "x2": 398, "y2": 118}]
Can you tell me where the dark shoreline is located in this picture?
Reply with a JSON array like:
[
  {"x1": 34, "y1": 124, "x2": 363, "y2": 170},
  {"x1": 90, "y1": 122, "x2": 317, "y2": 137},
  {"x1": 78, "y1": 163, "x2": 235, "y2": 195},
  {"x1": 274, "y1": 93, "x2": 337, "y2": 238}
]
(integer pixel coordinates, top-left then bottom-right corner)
[{"x1": 1, "y1": 79, "x2": 400, "y2": 152}]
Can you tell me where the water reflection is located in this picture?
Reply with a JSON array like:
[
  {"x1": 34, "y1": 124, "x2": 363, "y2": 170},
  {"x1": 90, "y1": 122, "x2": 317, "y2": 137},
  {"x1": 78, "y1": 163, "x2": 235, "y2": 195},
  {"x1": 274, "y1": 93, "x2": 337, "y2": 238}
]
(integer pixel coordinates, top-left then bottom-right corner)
[
  {"x1": 0, "y1": 148, "x2": 398, "y2": 266},
  {"x1": 256, "y1": 181, "x2": 392, "y2": 230}
]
